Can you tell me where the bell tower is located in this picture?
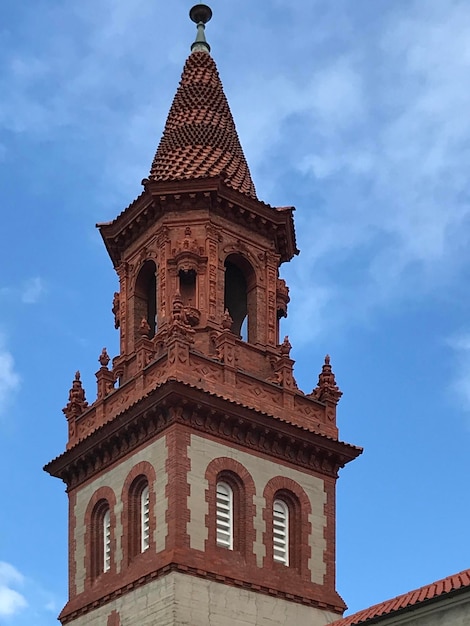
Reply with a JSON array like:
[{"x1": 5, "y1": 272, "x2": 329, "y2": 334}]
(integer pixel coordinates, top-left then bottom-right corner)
[{"x1": 45, "y1": 6, "x2": 361, "y2": 625}]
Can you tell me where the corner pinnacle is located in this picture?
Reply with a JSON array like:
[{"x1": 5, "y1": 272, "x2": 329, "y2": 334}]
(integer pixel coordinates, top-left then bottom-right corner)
[{"x1": 190, "y1": 4, "x2": 212, "y2": 53}]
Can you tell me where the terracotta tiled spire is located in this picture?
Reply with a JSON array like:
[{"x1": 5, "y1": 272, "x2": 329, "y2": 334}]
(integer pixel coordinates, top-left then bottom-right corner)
[{"x1": 149, "y1": 43, "x2": 257, "y2": 199}]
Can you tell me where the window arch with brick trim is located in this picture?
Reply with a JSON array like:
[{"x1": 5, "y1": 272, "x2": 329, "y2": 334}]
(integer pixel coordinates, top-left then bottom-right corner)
[
  {"x1": 84, "y1": 486, "x2": 117, "y2": 584},
  {"x1": 262, "y1": 477, "x2": 312, "y2": 577},
  {"x1": 205, "y1": 457, "x2": 256, "y2": 563},
  {"x1": 121, "y1": 461, "x2": 157, "y2": 566}
]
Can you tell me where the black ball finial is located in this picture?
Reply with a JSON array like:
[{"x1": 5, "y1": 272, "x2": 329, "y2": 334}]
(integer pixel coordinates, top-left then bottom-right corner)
[{"x1": 189, "y1": 4, "x2": 212, "y2": 25}]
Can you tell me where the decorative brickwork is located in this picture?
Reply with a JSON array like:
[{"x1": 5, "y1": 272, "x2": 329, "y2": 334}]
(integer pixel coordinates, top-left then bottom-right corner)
[
  {"x1": 323, "y1": 476, "x2": 338, "y2": 594},
  {"x1": 107, "y1": 610, "x2": 120, "y2": 626},
  {"x1": 166, "y1": 425, "x2": 191, "y2": 550},
  {"x1": 68, "y1": 491, "x2": 77, "y2": 599}
]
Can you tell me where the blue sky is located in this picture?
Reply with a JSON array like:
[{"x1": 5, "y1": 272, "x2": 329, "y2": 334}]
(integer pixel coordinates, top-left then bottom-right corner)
[{"x1": 1, "y1": 0, "x2": 469, "y2": 623}]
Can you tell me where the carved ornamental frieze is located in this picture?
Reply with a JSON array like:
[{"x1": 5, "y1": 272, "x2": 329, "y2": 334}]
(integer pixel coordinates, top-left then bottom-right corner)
[
  {"x1": 64, "y1": 344, "x2": 340, "y2": 448},
  {"x1": 170, "y1": 226, "x2": 207, "y2": 274}
]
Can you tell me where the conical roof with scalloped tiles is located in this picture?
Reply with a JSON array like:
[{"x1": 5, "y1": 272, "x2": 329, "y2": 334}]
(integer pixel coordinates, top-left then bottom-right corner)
[{"x1": 149, "y1": 51, "x2": 257, "y2": 199}]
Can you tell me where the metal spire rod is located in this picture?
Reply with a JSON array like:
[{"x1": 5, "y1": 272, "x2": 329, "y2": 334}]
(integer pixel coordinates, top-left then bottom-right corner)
[{"x1": 189, "y1": 4, "x2": 212, "y2": 53}]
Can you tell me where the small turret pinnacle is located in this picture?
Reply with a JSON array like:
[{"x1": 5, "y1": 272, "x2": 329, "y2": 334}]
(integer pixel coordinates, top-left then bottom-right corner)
[
  {"x1": 310, "y1": 355, "x2": 343, "y2": 405},
  {"x1": 190, "y1": 4, "x2": 212, "y2": 53}
]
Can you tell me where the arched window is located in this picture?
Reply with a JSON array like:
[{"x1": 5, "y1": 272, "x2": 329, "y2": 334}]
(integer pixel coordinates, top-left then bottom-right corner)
[
  {"x1": 224, "y1": 255, "x2": 257, "y2": 342},
  {"x1": 273, "y1": 499, "x2": 289, "y2": 565},
  {"x1": 206, "y1": 460, "x2": 255, "y2": 562},
  {"x1": 90, "y1": 499, "x2": 112, "y2": 578},
  {"x1": 140, "y1": 485, "x2": 150, "y2": 553},
  {"x1": 134, "y1": 260, "x2": 157, "y2": 340},
  {"x1": 264, "y1": 480, "x2": 309, "y2": 575},
  {"x1": 216, "y1": 481, "x2": 233, "y2": 549},
  {"x1": 128, "y1": 476, "x2": 151, "y2": 560}
]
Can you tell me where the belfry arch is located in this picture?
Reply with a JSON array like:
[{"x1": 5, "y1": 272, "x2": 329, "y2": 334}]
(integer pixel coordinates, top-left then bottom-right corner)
[
  {"x1": 134, "y1": 260, "x2": 157, "y2": 340},
  {"x1": 224, "y1": 254, "x2": 257, "y2": 342}
]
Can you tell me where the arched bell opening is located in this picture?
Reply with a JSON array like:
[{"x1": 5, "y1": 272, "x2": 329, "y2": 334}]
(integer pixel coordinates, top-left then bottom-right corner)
[
  {"x1": 134, "y1": 260, "x2": 157, "y2": 340},
  {"x1": 179, "y1": 269, "x2": 196, "y2": 308},
  {"x1": 276, "y1": 308, "x2": 287, "y2": 346},
  {"x1": 224, "y1": 254, "x2": 257, "y2": 342}
]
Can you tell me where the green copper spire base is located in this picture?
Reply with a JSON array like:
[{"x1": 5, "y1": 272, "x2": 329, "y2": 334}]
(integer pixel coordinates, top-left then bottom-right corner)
[{"x1": 190, "y1": 4, "x2": 212, "y2": 53}]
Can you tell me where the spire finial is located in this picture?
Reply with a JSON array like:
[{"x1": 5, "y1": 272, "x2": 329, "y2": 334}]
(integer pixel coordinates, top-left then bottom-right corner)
[{"x1": 190, "y1": 4, "x2": 212, "y2": 53}]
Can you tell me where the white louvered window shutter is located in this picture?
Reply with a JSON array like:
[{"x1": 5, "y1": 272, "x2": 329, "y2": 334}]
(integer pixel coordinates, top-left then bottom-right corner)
[
  {"x1": 273, "y1": 499, "x2": 289, "y2": 565},
  {"x1": 103, "y1": 509, "x2": 111, "y2": 572},
  {"x1": 216, "y1": 481, "x2": 233, "y2": 549},
  {"x1": 141, "y1": 485, "x2": 150, "y2": 552}
]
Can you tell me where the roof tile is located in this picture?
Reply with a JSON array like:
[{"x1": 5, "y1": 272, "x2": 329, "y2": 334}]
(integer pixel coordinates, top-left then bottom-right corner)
[
  {"x1": 150, "y1": 51, "x2": 257, "y2": 199},
  {"x1": 330, "y1": 568, "x2": 470, "y2": 625}
]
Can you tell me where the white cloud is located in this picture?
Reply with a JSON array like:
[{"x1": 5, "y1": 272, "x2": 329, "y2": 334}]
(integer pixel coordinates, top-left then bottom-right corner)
[
  {"x1": 0, "y1": 562, "x2": 27, "y2": 617},
  {"x1": 0, "y1": 562, "x2": 60, "y2": 621},
  {"x1": 0, "y1": 337, "x2": 21, "y2": 414},
  {"x1": 21, "y1": 277, "x2": 45, "y2": 305}
]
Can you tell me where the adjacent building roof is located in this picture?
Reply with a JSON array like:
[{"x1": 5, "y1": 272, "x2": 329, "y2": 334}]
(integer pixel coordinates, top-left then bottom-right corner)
[
  {"x1": 330, "y1": 569, "x2": 470, "y2": 625},
  {"x1": 149, "y1": 50, "x2": 257, "y2": 200}
]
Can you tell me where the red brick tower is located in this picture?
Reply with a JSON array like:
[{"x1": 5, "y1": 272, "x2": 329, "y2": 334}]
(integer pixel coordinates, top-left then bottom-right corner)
[{"x1": 45, "y1": 6, "x2": 361, "y2": 625}]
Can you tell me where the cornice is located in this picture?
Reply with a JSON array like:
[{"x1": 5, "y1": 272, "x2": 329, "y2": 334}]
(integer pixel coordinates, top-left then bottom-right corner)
[
  {"x1": 44, "y1": 379, "x2": 362, "y2": 490},
  {"x1": 214, "y1": 186, "x2": 297, "y2": 263},
  {"x1": 97, "y1": 190, "x2": 160, "y2": 267},
  {"x1": 97, "y1": 176, "x2": 298, "y2": 267},
  {"x1": 59, "y1": 562, "x2": 345, "y2": 624}
]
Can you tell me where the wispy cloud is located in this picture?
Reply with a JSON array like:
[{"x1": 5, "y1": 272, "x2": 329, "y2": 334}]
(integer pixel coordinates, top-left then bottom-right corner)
[
  {"x1": 0, "y1": 277, "x2": 46, "y2": 306},
  {"x1": 242, "y1": 0, "x2": 470, "y2": 341},
  {"x1": 21, "y1": 277, "x2": 45, "y2": 305},
  {"x1": 0, "y1": 336, "x2": 20, "y2": 415},
  {"x1": 446, "y1": 333, "x2": 470, "y2": 421},
  {"x1": 44, "y1": 599, "x2": 57, "y2": 612},
  {"x1": 0, "y1": 562, "x2": 27, "y2": 617}
]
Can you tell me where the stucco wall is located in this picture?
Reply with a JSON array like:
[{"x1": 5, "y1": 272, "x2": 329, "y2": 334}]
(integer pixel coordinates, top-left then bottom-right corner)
[
  {"x1": 73, "y1": 436, "x2": 168, "y2": 594},
  {"x1": 69, "y1": 571, "x2": 339, "y2": 625},
  {"x1": 187, "y1": 434, "x2": 327, "y2": 583}
]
